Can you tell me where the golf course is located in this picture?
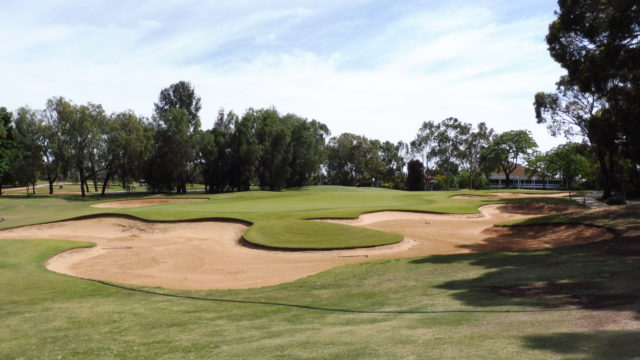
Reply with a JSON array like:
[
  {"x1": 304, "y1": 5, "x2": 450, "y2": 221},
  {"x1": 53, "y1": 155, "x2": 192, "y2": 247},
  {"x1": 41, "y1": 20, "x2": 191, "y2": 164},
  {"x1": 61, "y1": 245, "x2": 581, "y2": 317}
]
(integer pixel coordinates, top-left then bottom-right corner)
[{"x1": 1, "y1": 186, "x2": 639, "y2": 359}]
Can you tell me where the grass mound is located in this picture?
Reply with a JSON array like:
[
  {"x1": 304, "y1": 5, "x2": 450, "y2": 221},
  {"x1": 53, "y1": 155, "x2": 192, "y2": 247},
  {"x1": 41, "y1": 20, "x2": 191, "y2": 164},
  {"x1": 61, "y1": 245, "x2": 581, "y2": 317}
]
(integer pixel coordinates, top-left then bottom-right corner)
[{"x1": 243, "y1": 220, "x2": 403, "y2": 249}]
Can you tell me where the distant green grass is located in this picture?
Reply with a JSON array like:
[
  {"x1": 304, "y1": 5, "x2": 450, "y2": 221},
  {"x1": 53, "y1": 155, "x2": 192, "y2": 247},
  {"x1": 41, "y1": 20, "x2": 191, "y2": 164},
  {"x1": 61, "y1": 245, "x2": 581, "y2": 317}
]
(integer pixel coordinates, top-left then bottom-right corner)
[{"x1": 0, "y1": 186, "x2": 581, "y2": 250}]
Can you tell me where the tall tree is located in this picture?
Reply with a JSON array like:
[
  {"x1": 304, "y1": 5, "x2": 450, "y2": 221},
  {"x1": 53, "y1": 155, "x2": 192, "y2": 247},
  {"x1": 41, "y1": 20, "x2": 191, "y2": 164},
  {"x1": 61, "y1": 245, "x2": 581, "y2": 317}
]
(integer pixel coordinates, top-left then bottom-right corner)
[
  {"x1": 534, "y1": 79, "x2": 616, "y2": 197},
  {"x1": 148, "y1": 82, "x2": 202, "y2": 193},
  {"x1": 481, "y1": 130, "x2": 538, "y2": 188},
  {"x1": 406, "y1": 159, "x2": 425, "y2": 191},
  {"x1": 147, "y1": 109, "x2": 194, "y2": 193},
  {"x1": 0, "y1": 107, "x2": 17, "y2": 195},
  {"x1": 100, "y1": 111, "x2": 153, "y2": 195},
  {"x1": 228, "y1": 109, "x2": 261, "y2": 191},
  {"x1": 526, "y1": 152, "x2": 554, "y2": 190},
  {"x1": 154, "y1": 81, "x2": 202, "y2": 131},
  {"x1": 13, "y1": 107, "x2": 44, "y2": 194},
  {"x1": 287, "y1": 117, "x2": 330, "y2": 187},
  {"x1": 41, "y1": 98, "x2": 71, "y2": 194},
  {"x1": 411, "y1": 121, "x2": 437, "y2": 177},
  {"x1": 432, "y1": 117, "x2": 471, "y2": 190},
  {"x1": 379, "y1": 141, "x2": 406, "y2": 187},
  {"x1": 255, "y1": 109, "x2": 292, "y2": 190},
  {"x1": 543, "y1": 0, "x2": 640, "y2": 197},
  {"x1": 53, "y1": 98, "x2": 106, "y2": 197},
  {"x1": 460, "y1": 122, "x2": 494, "y2": 189},
  {"x1": 546, "y1": 143, "x2": 590, "y2": 190},
  {"x1": 326, "y1": 133, "x2": 383, "y2": 187}
]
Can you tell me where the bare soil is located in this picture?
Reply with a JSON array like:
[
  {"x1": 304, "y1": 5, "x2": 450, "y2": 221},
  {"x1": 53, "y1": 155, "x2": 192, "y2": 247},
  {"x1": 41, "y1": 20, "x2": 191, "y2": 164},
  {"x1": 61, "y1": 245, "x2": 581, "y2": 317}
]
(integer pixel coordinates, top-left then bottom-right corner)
[{"x1": 0, "y1": 202, "x2": 613, "y2": 290}]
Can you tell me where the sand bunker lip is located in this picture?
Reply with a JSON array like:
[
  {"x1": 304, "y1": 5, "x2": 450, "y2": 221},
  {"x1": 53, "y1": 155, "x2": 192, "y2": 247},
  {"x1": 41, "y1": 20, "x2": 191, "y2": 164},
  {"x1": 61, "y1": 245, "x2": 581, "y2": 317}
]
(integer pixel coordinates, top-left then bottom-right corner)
[
  {"x1": 91, "y1": 198, "x2": 208, "y2": 208},
  {"x1": 0, "y1": 202, "x2": 611, "y2": 290}
]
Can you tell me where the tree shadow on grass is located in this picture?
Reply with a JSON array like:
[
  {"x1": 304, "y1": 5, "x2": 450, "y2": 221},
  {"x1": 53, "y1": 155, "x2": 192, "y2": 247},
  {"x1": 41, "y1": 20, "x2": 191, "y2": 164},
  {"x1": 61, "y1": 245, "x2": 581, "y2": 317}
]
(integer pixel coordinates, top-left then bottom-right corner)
[
  {"x1": 411, "y1": 233, "x2": 640, "y2": 314},
  {"x1": 522, "y1": 330, "x2": 640, "y2": 359}
]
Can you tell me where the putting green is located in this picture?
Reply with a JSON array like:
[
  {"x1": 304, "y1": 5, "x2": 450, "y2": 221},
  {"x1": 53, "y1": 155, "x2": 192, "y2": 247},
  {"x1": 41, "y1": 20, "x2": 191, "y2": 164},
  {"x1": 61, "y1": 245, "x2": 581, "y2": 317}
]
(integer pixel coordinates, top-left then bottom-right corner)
[{"x1": 243, "y1": 219, "x2": 403, "y2": 249}]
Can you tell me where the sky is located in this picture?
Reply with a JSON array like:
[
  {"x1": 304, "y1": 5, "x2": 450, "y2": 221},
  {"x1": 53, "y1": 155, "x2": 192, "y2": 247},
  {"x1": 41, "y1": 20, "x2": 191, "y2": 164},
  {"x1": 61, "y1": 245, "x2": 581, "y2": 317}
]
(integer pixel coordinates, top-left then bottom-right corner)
[{"x1": 0, "y1": 0, "x2": 568, "y2": 150}]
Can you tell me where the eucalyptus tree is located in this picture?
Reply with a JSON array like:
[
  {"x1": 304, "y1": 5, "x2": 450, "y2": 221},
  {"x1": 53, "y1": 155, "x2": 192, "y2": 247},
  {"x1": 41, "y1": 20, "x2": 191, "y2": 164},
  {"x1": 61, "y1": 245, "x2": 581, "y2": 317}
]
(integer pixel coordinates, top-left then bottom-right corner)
[
  {"x1": 148, "y1": 82, "x2": 203, "y2": 193},
  {"x1": 0, "y1": 107, "x2": 16, "y2": 195},
  {"x1": 255, "y1": 109, "x2": 292, "y2": 190},
  {"x1": 541, "y1": 0, "x2": 640, "y2": 197},
  {"x1": 546, "y1": 143, "x2": 590, "y2": 190},
  {"x1": 202, "y1": 109, "x2": 236, "y2": 193},
  {"x1": 53, "y1": 98, "x2": 106, "y2": 197},
  {"x1": 526, "y1": 152, "x2": 554, "y2": 190},
  {"x1": 534, "y1": 79, "x2": 615, "y2": 197},
  {"x1": 460, "y1": 122, "x2": 494, "y2": 189},
  {"x1": 327, "y1": 133, "x2": 368, "y2": 186},
  {"x1": 411, "y1": 120, "x2": 437, "y2": 177},
  {"x1": 287, "y1": 116, "x2": 330, "y2": 187},
  {"x1": 228, "y1": 109, "x2": 261, "y2": 191},
  {"x1": 432, "y1": 117, "x2": 471, "y2": 189},
  {"x1": 100, "y1": 111, "x2": 154, "y2": 195},
  {"x1": 147, "y1": 109, "x2": 194, "y2": 193},
  {"x1": 12, "y1": 107, "x2": 44, "y2": 194},
  {"x1": 481, "y1": 130, "x2": 538, "y2": 188},
  {"x1": 379, "y1": 141, "x2": 406, "y2": 187}
]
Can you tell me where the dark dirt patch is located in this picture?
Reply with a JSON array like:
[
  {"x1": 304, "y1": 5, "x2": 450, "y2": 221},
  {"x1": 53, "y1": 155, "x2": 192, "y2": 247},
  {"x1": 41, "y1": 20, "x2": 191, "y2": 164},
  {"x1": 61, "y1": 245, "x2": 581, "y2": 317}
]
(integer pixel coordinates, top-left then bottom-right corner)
[
  {"x1": 489, "y1": 281, "x2": 639, "y2": 309},
  {"x1": 498, "y1": 202, "x2": 580, "y2": 215},
  {"x1": 458, "y1": 224, "x2": 614, "y2": 252}
]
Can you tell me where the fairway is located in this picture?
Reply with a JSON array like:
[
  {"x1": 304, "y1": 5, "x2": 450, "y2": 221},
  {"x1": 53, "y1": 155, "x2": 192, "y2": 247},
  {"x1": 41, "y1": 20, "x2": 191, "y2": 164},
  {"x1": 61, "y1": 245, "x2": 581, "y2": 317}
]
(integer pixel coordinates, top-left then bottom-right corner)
[
  {"x1": 0, "y1": 188, "x2": 610, "y2": 290},
  {"x1": 0, "y1": 187, "x2": 638, "y2": 359}
]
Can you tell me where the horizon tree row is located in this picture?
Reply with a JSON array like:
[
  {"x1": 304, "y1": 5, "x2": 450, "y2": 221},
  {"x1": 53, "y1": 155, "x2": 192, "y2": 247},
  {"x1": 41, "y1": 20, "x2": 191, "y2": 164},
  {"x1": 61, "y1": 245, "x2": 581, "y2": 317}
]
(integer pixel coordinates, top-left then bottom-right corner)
[{"x1": 0, "y1": 80, "x2": 599, "y2": 196}]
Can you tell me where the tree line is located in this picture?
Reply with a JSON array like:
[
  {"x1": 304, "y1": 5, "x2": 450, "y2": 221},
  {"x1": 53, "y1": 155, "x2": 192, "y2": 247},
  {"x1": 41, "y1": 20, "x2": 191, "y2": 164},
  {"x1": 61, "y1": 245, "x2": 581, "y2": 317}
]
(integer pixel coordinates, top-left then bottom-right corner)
[
  {"x1": 0, "y1": 80, "x2": 617, "y2": 196},
  {"x1": 0, "y1": 79, "x2": 593, "y2": 197}
]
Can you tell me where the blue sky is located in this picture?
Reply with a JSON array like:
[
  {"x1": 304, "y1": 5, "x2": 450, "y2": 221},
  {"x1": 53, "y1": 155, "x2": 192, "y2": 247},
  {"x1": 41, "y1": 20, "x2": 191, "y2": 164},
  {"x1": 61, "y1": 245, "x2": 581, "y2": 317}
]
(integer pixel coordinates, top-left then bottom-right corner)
[{"x1": 1, "y1": 0, "x2": 567, "y2": 149}]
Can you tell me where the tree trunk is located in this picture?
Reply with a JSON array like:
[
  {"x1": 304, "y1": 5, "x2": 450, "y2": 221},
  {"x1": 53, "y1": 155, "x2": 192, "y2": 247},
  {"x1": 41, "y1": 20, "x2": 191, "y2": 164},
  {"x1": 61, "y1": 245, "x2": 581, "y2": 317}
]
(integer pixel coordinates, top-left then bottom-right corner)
[
  {"x1": 48, "y1": 173, "x2": 57, "y2": 195},
  {"x1": 79, "y1": 167, "x2": 86, "y2": 197},
  {"x1": 505, "y1": 172, "x2": 511, "y2": 189},
  {"x1": 101, "y1": 172, "x2": 112, "y2": 196},
  {"x1": 0, "y1": 184, "x2": 2, "y2": 196}
]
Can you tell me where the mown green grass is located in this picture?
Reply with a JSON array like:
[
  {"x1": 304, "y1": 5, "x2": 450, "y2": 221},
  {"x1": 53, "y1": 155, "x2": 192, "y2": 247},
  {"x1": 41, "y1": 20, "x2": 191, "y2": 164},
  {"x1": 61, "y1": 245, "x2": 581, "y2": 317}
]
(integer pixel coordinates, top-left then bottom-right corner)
[
  {"x1": 244, "y1": 220, "x2": 403, "y2": 249},
  {"x1": 1, "y1": 233, "x2": 639, "y2": 359},
  {"x1": 0, "y1": 187, "x2": 638, "y2": 358},
  {"x1": 0, "y1": 186, "x2": 579, "y2": 250}
]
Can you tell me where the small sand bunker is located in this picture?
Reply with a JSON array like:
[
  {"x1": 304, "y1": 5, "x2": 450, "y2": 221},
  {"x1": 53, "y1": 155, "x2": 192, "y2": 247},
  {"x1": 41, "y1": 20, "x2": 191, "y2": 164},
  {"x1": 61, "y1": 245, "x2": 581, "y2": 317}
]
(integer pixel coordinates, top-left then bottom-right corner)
[
  {"x1": 0, "y1": 202, "x2": 612, "y2": 290},
  {"x1": 91, "y1": 198, "x2": 208, "y2": 208}
]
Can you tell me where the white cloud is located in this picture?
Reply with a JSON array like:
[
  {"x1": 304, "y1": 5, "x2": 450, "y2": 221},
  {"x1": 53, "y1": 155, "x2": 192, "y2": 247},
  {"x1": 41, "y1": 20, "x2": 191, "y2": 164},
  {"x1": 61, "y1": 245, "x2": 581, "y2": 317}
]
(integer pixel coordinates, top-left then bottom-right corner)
[{"x1": 0, "y1": 1, "x2": 566, "y2": 150}]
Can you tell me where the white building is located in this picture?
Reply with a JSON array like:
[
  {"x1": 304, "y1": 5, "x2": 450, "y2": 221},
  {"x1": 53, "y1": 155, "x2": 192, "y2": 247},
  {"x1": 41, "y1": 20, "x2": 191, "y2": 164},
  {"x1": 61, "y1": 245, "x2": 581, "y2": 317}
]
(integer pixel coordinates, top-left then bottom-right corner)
[{"x1": 489, "y1": 164, "x2": 561, "y2": 189}]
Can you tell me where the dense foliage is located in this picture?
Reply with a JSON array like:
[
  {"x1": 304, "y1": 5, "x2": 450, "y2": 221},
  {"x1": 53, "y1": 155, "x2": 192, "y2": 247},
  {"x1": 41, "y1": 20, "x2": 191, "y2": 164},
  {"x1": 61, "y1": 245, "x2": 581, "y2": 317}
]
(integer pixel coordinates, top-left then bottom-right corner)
[{"x1": 536, "y1": 0, "x2": 640, "y2": 199}]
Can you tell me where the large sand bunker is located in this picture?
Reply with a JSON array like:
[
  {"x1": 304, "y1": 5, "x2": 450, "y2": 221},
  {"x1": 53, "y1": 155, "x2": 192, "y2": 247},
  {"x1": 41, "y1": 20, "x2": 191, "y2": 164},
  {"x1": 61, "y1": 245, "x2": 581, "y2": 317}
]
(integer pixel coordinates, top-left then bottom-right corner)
[
  {"x1": 91, "y1": 198, "x2": 208, "y2": 208},
  {"x1": 0, "y1": 203, "x2": 612, "y2": 290}
]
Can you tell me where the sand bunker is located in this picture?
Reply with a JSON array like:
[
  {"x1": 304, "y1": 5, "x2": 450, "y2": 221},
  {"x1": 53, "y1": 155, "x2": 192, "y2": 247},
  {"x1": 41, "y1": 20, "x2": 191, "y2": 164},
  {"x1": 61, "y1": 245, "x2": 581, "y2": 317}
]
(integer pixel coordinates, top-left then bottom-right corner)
[
  {"x1": 0, "y1": 203, "x2": 612, "y2": 290},
  {"x1": 91, "y1": 198, "x2": 208, "y2": 208}
]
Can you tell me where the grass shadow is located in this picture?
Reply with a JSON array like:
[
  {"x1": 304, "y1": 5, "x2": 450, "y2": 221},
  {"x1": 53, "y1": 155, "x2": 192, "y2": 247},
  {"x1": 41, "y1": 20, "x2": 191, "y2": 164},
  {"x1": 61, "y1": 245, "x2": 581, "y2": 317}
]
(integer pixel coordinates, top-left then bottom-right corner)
[
  {"x1": 411, "y1": 238, "x2": 640, "y2": 312},
  {"x1": 523, "y1": 330, "x2": 640, "y2": 358}
]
